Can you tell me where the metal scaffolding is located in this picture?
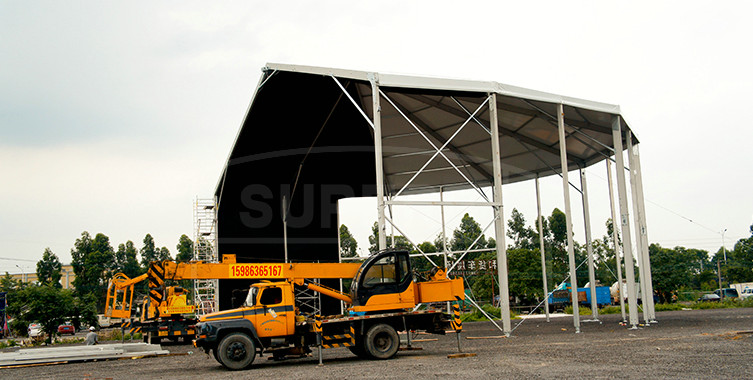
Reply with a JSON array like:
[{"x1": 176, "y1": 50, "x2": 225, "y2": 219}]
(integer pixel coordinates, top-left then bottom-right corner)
[{"x1": 193, "y1": 197, "x2": 219, "y2": 317}]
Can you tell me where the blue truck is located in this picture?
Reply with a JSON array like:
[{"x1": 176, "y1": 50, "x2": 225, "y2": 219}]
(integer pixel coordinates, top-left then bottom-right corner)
[{"x1": 548, "y1": 283, "x2": 612, "y2": 310}]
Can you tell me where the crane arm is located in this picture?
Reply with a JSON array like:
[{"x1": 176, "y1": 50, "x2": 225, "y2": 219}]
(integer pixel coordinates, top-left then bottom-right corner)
[{"x1": 293, "y1": 279, "x2": 353, "y2": 304}]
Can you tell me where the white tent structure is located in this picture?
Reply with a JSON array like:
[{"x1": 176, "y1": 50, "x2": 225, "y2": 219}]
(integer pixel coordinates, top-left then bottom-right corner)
[{"x1": 216, "y1": 63, "x2": 656, "y2": 334}]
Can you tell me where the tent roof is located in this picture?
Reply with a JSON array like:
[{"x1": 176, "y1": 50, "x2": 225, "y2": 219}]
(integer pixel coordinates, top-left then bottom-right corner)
[{"x1": 218, "y1": 63, "x2": 636, "y2": 196}]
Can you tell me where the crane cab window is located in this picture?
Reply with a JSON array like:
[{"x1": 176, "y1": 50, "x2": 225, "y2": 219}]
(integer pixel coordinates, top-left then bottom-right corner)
[
  {"x1": 244, "y1": 287, "x2": 258, "y2": 307},
  {"x1": 363, "y1": 255, "x2": 396, "y2": 287},
  {"x1": 363, "y1": 253, "x2": 410, "y2": 288},
  {"x1": 259, "y1": 287, "x2": 283, "y2": 305}
]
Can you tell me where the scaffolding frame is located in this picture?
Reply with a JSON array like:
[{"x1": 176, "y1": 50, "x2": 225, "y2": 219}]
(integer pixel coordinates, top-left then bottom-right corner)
[{"x1": 193, "y1": 197, "x2": 219, "y2": 317}]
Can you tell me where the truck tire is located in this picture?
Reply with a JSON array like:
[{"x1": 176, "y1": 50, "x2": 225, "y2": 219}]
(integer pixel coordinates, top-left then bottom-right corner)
[
  {"x1": 217, "y1": 333, "x2": 256, "y2": 370},
  {"x1": 347, "y1": 338, "x2": 368, "y2": 359},
  {"x1": 364, "y1": 324, "x2": 399, "y2": 360}
]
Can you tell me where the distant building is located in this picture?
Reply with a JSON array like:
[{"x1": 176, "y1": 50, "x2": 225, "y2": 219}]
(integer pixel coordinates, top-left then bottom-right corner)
[{"x1": 7, "y1": 264, "x2": 76, "y2": 290}]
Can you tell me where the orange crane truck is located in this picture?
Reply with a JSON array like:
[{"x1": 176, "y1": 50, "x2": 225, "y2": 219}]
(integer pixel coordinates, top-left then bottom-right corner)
[{"x1": 192, "y1": 250, "x2": 465, "y2": 370}]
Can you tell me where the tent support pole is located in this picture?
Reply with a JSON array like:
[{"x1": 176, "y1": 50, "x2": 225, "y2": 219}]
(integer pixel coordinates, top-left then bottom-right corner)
[
  {"x1": 489, "y1": 93, "x2": 511, "y2": 336},
  {"x1": 612, "y1": 116, "x2": 640, "y2": 329},
  {"x1": 370, "y1": 76, "x2": 387, "y2": 251},
  {"x1": 581, "y1": 168, "x2": 599, "y2": 321},
  {"x1": 629, "y1": 136, "x2": 656, "y2": 322},
  {"x1": 535, "y1": 174, "x2": 550, "y2": 322},
  {"x1": 626, "y1": 131, "x2": 649, "y2": 324},
  {"x1": 558, "y1": 103, "x2": 580, "y2": 333},
  {"x1": 606, "y1": 159, "x2": 627, "y2": 323}
]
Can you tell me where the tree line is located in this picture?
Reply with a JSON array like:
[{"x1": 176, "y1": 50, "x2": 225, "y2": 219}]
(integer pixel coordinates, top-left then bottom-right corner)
[
  {"x1": 1, "y1": 231, "x2": 195, "y2": 340},
  {"x1": 339, "y1": 209, "x2": 753, "y2": 307}
]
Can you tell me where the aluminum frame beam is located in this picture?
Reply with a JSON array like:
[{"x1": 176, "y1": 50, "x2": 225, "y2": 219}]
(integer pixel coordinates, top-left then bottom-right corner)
[
  {"x1": 490, "y1": 93, "x2": 512, "y2": 336},
  {"x1": 634, "y1": 144, "x2": 656, "y2": 322},
  {"x1": 558, "y1": 104, "x2": 580, "y2": 333},
  {"x1": 535, "y1": 174, "x2": 550, "y2": 322},
  {"x1": 606, "y1": 159, "x2": 627, "y2": 322},
  {"x1": 612, "y1": 116, "x2": 640, "y2": 328},
  {"x1": 581, "y1": 168, "x2": 599, "y2": 320},
  {"x1": 371, "y1": 76, "x2": 387, "y2": 250},
  {"x1": 627, "y1": 133, "x2": 656, "y2": 322},
  {"x1": 627, "y1": 132, "x2": 649, "y2": 324}
]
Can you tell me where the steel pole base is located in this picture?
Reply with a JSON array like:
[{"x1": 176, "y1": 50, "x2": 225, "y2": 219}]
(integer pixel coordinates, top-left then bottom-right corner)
[{"x1": 582, "y1": 319, "x2": 602, "y2": 324}]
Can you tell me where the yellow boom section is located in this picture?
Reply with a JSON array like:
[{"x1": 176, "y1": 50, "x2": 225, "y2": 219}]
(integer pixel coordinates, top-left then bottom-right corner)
[
  {"x1": 105, "y1": 272, "x2": 148, "y2": 319},
  {"x1": 160, "y1": 260, "x2": 362, "y2": 281}
]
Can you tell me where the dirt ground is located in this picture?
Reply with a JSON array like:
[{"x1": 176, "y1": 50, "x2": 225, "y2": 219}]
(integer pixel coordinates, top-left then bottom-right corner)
[{"x1": 4, "y1": 308, "x2": 753, "y2": 379}]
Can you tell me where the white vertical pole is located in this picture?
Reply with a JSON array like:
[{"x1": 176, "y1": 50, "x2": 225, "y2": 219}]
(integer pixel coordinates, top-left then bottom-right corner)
[
  {"x1": 580, "y1": 168, "x2": 599, "y2": 320},
  {"x1": 337, "y1": 201, "x2": 344, "y2": 315},
  {"x1": 441, "y1": 187, "x2": 450, "y2": 314},
  {"x1": 633, "y1": 143, "x2": 656, "y2": 322},
  {"x1": 626, "y1": 131, "x2": 650, "y2": 324},
  {"x1": 489, "y1": 93, "x2": 511, "y2": 336},
  {"x1": 612, "y1": 116, "x2": 639, "y2": 328},
  {"x1": 388, "y1": 203, "x2": 395, "y2": 248},
  {"x1": 606, "y1": 159, "x2": 627, "y2": 322},
  {"x1": 282, "y1": 196, "x2": 289, "y2": 264},
  {"x1": 557, "y1": 103, "x2": 580, "y2": 333},
  {"x1": 440, "y1": 186, "x2": 448, "y2": 264},
  {"x1": 535, "y1": 174, "x2": 550, "y2": 322},
  {"x1": 371, "y1": 76, "x2": 387, "y2": 251}
]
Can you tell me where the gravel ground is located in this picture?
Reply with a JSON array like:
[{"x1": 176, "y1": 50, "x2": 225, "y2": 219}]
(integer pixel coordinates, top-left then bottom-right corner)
[{"x1": 4, "y1": 308, "x2": 752, "y2": 379}]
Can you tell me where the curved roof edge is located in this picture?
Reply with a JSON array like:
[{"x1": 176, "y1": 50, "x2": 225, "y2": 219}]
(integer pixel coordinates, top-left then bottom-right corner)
[{"x1": 265, "y1": 62, "x2": 622, "y2": 115}]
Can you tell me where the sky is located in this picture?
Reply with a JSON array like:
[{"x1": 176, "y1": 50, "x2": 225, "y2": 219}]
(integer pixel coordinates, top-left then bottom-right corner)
[{"x1": 1, "y1": 1, "x2": 752, "y2": 274}]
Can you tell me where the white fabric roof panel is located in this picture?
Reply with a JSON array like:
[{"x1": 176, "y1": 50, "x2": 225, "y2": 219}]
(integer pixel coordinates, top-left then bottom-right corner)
[{"x1": 221, "y1": 63, "x2": 637, "y2": 196}]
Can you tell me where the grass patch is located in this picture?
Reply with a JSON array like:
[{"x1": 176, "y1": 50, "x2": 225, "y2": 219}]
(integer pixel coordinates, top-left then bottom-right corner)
[
  {"x1": 104, "y1": 330, "x2": 143, "y2": 341},
  {"x1": 655, "y1": 303, "x2": 684, "y2": 311},
  {"x1": 461, "y1": 304, "x2": 519, "y2": 321},
  {"x1": 599, "y1": 306, "x2": 622, "y2": 314},
  {"x1": 689, "y1": 298, "x2": 753, "y2": 309}
]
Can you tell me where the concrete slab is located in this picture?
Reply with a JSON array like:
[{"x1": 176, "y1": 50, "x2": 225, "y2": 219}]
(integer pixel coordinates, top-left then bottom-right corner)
[{"x1": 0, "y1": 343, "x2": 169, "y2": 367}]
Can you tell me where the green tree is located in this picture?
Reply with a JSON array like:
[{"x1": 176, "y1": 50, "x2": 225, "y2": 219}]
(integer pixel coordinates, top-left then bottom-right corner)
[
  {"x1": 469, "y1": 251, "x2": 497, "y2": 304},
  {"x1": 450, "y1": 213, "x2": 487, "y2": 259},
  {"x1": 339, "y1": 225, "x2": 358, "y2": 258},
  {"x1": 71, "y1": 231, "x2": 115, "y2": 309},
  {"x1": 507, "y1": 248, "x2": 543, "y2": 302},
  {"x1": 368, "y1": 222, "x2": 412, "y2": 254},
  {"x1": 547, "y1": 208, "x2": 568, "y2": 248},
  {"x1": 7, "y1": 285, "x2": 73, "y2": 342},
  {"x1": 70, "y1": 293, "x2": 98, "y2": 331},
  {"x1": 0, "y1": 272, "x2": 24, "y2": 293},
  {"x1": 507, "y1": 208, "x2": 536, "y2": 250},
  {"x1": 158, "y1": 246, "x2": 172, "y2": 262},
  {"x1": 545, "y1": 208, "x2": 574, "y2": 286},
  {"x1": 725, "y1": 225, "x2": 753, "y2": 283},
  {"x1": 114, "y1": 241, "x2": 141, "y2": 278},
  {"x1": 649, "y1": 244, "x2": 698, "y2": 303},
  {"x1": 36, "y1": 248, "x2": 62, "y2": 288},
  {"x1": 72, "y1": 231, "x2": 114, "y2": 310},
  {"x1": 412, "y1": 241, "x2": 438, "y2": 274},
  {"x1": 140, "y1": 234, "x2": 158, "y2": 267},
  {"x1": 176, "y1": 234, "x2": 194, "y2": 262},
  {"x1": 70, "y1": 231, "x2": 93, "y2": 290}
]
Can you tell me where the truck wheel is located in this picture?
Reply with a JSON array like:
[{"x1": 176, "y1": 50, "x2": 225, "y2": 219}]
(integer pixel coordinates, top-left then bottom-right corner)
[
  {"x1": 218, "y1": 333, "x2": 256, "y2": 370},
  {"x1": 347, "y1": 339, "x2": 368, "y2": 358},
  {"x1": 364, "y1": 324, "x2": 399, "y2": 360}
]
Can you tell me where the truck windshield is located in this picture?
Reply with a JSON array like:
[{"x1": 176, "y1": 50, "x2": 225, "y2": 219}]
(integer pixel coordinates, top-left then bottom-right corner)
[{"x1": 244, "y1": 287, "x2": 258, "y2": 307}]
